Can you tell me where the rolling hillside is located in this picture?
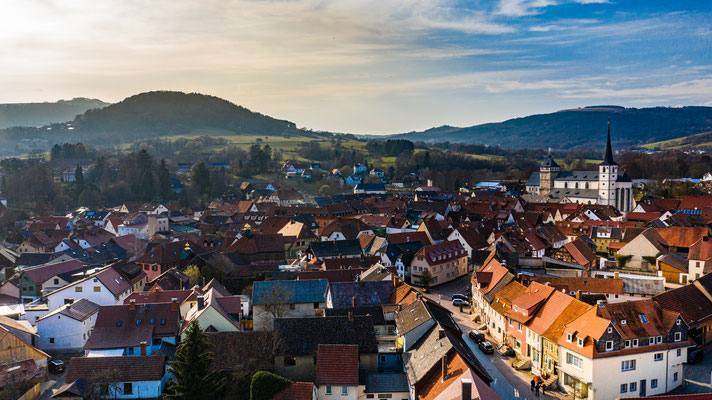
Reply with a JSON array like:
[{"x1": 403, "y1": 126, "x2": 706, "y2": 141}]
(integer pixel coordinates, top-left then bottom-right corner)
[
  {"x1": 390, "y1": 106, "x2": 712, "y2": 150},
  {"x1": 0, "y1": 98, "x2": 109, "y2": 129}
]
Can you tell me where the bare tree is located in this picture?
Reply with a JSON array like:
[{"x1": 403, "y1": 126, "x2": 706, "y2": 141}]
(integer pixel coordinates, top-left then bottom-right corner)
[
  {"x1": 84, "y1": 369, "x2": 123, "y2": 400},
  {"x1": 261, "y1": 285, "x2": 295, "y2": 321}
]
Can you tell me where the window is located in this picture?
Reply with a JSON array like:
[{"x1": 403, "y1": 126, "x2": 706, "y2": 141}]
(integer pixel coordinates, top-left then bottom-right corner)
[
  {"x1": 153, "y1": 338, "x2": 161, "y2": 346},
  {"x1": 326, "y1": 386, "x2": 332, "y2": 395},
  {"x1": 367, "y1": 395, "x2": 375, "y2": 399},
  {"x1": 651, "y1": 379, "x2": 658, "y2": 388},
  {"x1": 674, "y1": 372, "x2": 678, "y2": 382},
  {"x1": 75, "y1": 286, "x2": 83, "y2": 292},
  {"x1": 577, "y1": 337, "x2": 584, "y2": 347},
  {"x1": 620, "y1": 384, "x2": 627, "y2": 393},
  {"x1": 605, "y1": 341, "x2": 613, "y2": 351},
  {"x1": 517, "y1": 323, "x2": 522, "y2": 332},
  {"x1": 124, "y1": 383, "x2": 133, "y2": 394},
  {"x1": 677, "y1": 319, "x2": 681, "y2": 326},
  {"x1": 313, "y1": 302, "x2": 320, "y2": 309},
  {"x1": 654, "y1": 353, "x2": 663, "y2": 361},
  {"x1": 624, "y1": 340, "x2": 631, "y2": 348},
  {"x1": 341, "y1": 386, "x2": 348, "y2": 395},
  {"x1": 639, "y1": 314, "x2": 648, "y2": 323},
  {"x1": 289, "y1": 304, "x2": 296, "y2": 310},
  {"x1": 127, "y1": 348, "x2": 134, "y2": 355},
  {"x1": 621, "y1": 319, "x2": 627, "y2": 325},
  {"x1": 675, "y1": 332, "x2": 682, "y2": 342},
  {"x1": 94, "y1": 286, "x2": 101, "y2": 292},
  {"x1": 49, "y1": 337, "x2": 55, "y2": 343},
  {"x1": 632, "y1": 339, "x2": 638, "y2": 347},
  {"x1": 607, "y1": 327, "x2": 613, "y2": 334},
  {"x1": 284, "y1": 356, "x2": 296, "y2": 366},
  {"x1": 677, "y1": 348, "x2": 682, "y2": 357},
  {"x1": 54, "y1": 278, "x2": 59, "y2": 285},
  {"x1": 657, "y1": 335, "x2": 663, "y2": 344},
  {"x1": 566, "y1": 333, "x2": 572, "y2": 342},
  {"x1": 621, "y1": 360, "x2": 636, "y2": 371},
  {"x1": 566, "y1": 352, "x2": 583, "y2": 369},
  {"x1": 629, "y1": 382, "x2": 637, "y2": 392}
]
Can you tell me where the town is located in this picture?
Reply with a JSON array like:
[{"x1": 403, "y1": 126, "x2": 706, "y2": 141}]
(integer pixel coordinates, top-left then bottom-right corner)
[{"x1": 0, "y1": 126, "x2": 711, "y2": 400}]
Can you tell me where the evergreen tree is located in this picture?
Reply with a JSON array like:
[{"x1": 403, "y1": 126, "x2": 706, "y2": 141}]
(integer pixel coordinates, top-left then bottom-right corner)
[
  {"x1": 423, "y1": 151, "x2": 431, "y2": 168},
  {"x1": 139, "y1": 170, "x2": 155, "y2": 200},
  {"x1": 157, "y1": 159, "x2": 172, "y2": 200},
  {"x1": 165, "y1": 320, "x2": 225, "y2": 400},
  {"x1": 75, "y1": 165, "x2": 84, "y2": 188},
  {"x1": 90, "y1": 156, "x2": 106, "y2": 184},
  {"x1": 192, "y1": 162, "x2": 212, "y2": 196}
]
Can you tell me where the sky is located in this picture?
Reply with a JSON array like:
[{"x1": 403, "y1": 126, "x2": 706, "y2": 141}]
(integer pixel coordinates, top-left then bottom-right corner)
[{"x1": 0, "y1": 1, "x2": 711, "y2": 134}]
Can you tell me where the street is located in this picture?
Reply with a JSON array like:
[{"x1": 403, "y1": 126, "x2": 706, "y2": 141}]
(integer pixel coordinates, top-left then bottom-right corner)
[
  {"x1": 423, "y1": 276, "x2": 569, "y2": 400},
  {"x1": 669, "y1": 344, "x2": 712, "y2": 395}
]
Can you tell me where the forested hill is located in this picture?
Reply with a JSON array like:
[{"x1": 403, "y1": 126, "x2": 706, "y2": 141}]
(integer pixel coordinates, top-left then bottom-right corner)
[
  {"x1": 0, "y1": 91, "x2": 303, "y2": 149},
  {"x1": 0, "y1": 98, "x2": 109, "y2": 129},
  {"x1": 389, "y1": 106, "x2": 712, "y2": 150}
]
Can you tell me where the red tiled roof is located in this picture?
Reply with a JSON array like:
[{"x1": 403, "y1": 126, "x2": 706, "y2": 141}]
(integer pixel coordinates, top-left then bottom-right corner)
[
  {"x1": 271, "y1": 382, "x2": 315, "y2": 400},
  {"x1": 316, "y1": 344, "x2": 359, "y2": 386},
  {"x1": 656, "y1": 227, "x2": 708, "y2": 249},
  {"x1": 66, "y1": 355, "x2": 165, "y2": 382},
  {"x1": 415, "y1": 240, "x2": 466, "y2": 267},
  {"x1": 387, "y1": 231, "x2": 431, "y2": 246},
  {"x1": 124, "y1": 289, "x2": 196, "y2": 305}
]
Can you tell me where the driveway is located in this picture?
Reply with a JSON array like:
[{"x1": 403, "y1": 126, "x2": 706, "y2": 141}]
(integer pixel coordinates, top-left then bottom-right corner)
[{"x1": 424, "y1": 276, "x2": 569, "y2": 400}]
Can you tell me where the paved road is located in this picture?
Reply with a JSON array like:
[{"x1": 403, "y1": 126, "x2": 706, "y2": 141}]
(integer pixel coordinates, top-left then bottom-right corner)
[
  {"x1": 424, "y1": 276, "x2": 569, "y2": 400},
  {"x1": 669, "y1": 344, "x2": 712, "y2": 395}
]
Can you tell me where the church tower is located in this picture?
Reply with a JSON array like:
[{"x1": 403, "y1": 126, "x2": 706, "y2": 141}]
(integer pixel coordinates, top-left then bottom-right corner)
[
  {"x1": 598, "y1": 121, "x2": 618, "y2": 207},
  {"x1": 539, "y1": 149, "x2": 559, "y2": 196}
]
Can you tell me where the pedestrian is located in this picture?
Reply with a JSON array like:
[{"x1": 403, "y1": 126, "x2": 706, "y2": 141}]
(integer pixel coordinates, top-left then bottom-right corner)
[
  {"x1": 535, "y1": 382, "x2": 541, "y2": 397},
  {"x1": 530, "y1": 379, "x2": 536, "y2": 392},
  {"x1": 542, "y1": 383, "x2": 546, "y2": 396}
]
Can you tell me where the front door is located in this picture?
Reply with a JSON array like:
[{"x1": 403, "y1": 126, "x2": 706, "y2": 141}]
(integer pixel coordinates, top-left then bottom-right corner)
[{"x1": 640, "y1": 379, "x2": 646, "y2": 397}]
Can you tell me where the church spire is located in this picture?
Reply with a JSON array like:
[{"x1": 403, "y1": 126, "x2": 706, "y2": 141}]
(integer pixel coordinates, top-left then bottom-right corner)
[{"x1": 601, "y1": 119, "x2": 617, "y2": 166}]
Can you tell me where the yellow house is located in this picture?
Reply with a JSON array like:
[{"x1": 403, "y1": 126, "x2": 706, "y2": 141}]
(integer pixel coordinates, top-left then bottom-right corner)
[{"x1": 0, "y1": 325, "x2": 50, "y2": 370}]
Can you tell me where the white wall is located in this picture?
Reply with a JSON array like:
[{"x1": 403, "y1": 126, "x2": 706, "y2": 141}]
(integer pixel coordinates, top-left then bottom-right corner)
[
  {"x1": 37, "y1": 312, "x2": 97, "y2": 352},
  {"x1": 253, "y1": 302, "x2": 324, "y2": 331},
  {"x1": 317, "y1": 385, "x2": 358, "y2": 400}
]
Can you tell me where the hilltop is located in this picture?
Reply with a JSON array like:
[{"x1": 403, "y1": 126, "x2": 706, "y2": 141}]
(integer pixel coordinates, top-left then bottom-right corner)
[
  {"x1": 0, "y1": 98, "x2": 109, "y2": 129},
  {"x1": 390, "y1": 106, "x2": 712, "y2": 150},
  {"x1": 0, "y1": 91, "x2": 306, "y2": 152}
]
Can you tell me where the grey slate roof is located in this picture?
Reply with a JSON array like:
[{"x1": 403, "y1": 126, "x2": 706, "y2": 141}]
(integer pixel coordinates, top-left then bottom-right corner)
[
  {"x1": 274, "y1": 315, "x2": 378, "y2": 355},
  {"x1": 365, "y1": 373, "x2": 409, "y2": 393},
  {"x1": 38, "y1": 298, "x2": 100, "y2": 322},
  {"x1": 325, "y1": 305, "x2": 387, "y2": 325},
  {"x1": 482, "y1": 272, "x2": 515, "y2": 303},
  {"x1": 328, "y1": 281, "x2": 393, "y2": 308},
  {"x1": 402, "y1": 325, "x2": 452, "y2": 383},
  {"x1": 309, "y1": 240, "x2": 362, "y2": 259},
  {"x1": 252, "y1": 279, "x2": 328, "y2": 305}
]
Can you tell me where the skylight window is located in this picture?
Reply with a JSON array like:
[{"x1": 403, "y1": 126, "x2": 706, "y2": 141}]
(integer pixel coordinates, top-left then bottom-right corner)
[{"x1": 639, "y1": 314, "x2": 648, "y2": 323}]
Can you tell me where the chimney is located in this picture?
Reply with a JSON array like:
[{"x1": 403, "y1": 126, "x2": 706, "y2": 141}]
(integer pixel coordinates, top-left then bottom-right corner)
[
  {"x1": 576, "y1": 291, "x2": 581, "y2": 300},
  {"x1": 438, "y1": 328, "x2": 445, "y2": 340},
  {"x1": 461, "y1": 379, "x2": 472, "y2": 400},
  {"x1": 140, "y1": 341, "x2": 147, "y2": 356},
  {"x1": 171, "y1": 298, "x2": 178, "y2": 312},
  {"x1": 352, "y1": 296, "x2": 357, "y2": 307},
  {"x1": 197, "y1": 296, "x2": 205, "y2": 310},
  {"x1": 348, "y1": 311, "x2": 353, "y2": 322},
  {"x1": 614, "y1": 272, "x2": 619, "y2": 279},
  {"x1": 441, "y1": 355, "x2": 447, "y2": 382},
  {"x1": 129, "y1": 299, "x2": 136, "y2": 311}
]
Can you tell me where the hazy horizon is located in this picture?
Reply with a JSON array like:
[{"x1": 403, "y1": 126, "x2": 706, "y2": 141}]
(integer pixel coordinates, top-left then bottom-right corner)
[{"x1": 2, "y1": 1, "x2": 711, "y2": 134}]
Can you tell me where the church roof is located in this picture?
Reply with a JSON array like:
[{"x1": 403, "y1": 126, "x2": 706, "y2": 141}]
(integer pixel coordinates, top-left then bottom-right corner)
[
  {"x1": 600, "y1": 122, "x2": 617, "y2": 166},
  {"x1": 526, "y1": 172, "x2": 540, "y2": 187},
  {"x1": 554, "y1": 171, "x2": 599, "y2": 181},
  {"x1": 541, "y1": 154, "x2": 560, "y2": 169},
  {"x1": 617, "y1": 171, "x2": 632, "y2": 182}
]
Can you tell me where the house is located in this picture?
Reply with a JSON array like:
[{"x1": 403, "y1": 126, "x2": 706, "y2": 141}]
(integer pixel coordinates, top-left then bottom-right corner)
[
  {"x1": 370, "y1": 168, "x2": 385, "y2": 178},
  {"x1": 325, "y1": 280, "x2": 393, "y2": 308},
  {"x1": 251, "y1": 279, "x2": 328, "y2": 331},
  {"x1": 315, "y1": 344, "x2": 360, "y2": 400},
  {"x1": 410, "y1": 241, "x2": 468, "y2": 287},
  {"x1": 0, "y1": 325, "x2": 49, "y2": 371},
  {"x1": 353, "y1": 183, "x2": 386, "y2": 195},
  {"x1": 687, "y1": 236, "x2": 712, "y2": 281},
  {"x1": 308, "y1": 240, "x2": 363, "y2": 262},
  {"x1": 345, "y1": 174, "x2": 362, "y2": 187},
  {"x1": 269, "y1": 189, "x2": 306, "y2": 206},
  {"x1": 64, "y1": 355, "x2": 167, "y2": 399},
  {"x1": 557, "y1": 300, "x2": 690, "y2": 399},
  {"x1": 354, "y1": 164, "x2": 368, "y2": 175},
  {"x1": 590, "y1": 226, "x2": 623, "y2": 254},
  {"x1": 363, "y1": 373, "x2": 409, "y2": 400},
  {"x1": 135, "y1": 240, "x2": 207, "y2": 282},
  {"x1": 182, "y1": 288, "x2": 242, "y2": 334},
  {"x1": 320, "y1": 218, "x2": 374, "y2": 241},
  {"x1": 505, "y1": 282, "x2": 555, "y2": 360},
  {"x1": 653, "y1": 273, "x2": 712, "y2": 345},
  {"x1": 83, "y1": 302, "x2": 180, "y2": 357},
  {"x1": 81, "y1": 211, "x2": 113, "y2": 228},
  {"x1": 547, "y1": 236, "x2": 598, "y2": 273},
  {"x1": 447, "y1": 228, "x2": 489, "y2": 265},
  {"x1": 36, "y1": 299, "x2": 100, "y2": 353},
  {"x1": 123, "y1": 289, "x2": 197, "y2": 320},
  {"x1": 273, "y1": 315, "x2": 378, "y2": 382},
  {"x1": 270, "y1": 382, "x2": 317, "y2": 400},
  {"x1": 18, "y1": 260, "x2": 86, "y2": 302}
]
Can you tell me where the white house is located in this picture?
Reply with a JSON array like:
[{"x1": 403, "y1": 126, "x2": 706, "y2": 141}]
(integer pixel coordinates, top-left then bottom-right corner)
[
  {"x1": 64, "y1": 355, "x2": 168, "y2": 399},
  {"x1": 251, "y1": 280, "x2": 328, "y2": 331},
  {"x1": 36, "y1": 299, "x2": 99, "y2": 353}
]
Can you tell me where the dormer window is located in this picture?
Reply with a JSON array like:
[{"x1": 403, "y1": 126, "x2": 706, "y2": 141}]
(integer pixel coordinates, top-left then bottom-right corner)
[
  {"x1": 621, "y1": 320, "x2": 627, "y2": 326},
  {"x1": 566, "y1": 333, "x2": 573, "y2": 343},
  {"x1": 577, "y1": 337, "x2": 584, "y2": 347},
  {"x1": 676, "y1": 319, "x2": 681, "y2": 326}
]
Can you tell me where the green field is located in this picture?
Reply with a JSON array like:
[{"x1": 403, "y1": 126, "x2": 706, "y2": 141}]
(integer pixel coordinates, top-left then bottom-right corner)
[{"x1": 640, "y1": 131, "x2": 712, "y2": 150}]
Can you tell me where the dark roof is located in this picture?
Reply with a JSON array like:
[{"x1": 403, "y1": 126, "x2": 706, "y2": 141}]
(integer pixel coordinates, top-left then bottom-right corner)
[
  {"x1": 654, "y1": 274, "x2": 712, "y2": 326},
  {"x1": 205, "y1": 331, "x2": 279, "y2": 371},
  {"x1": 124, "y1": 289, "x2": 196, "y2": 305},
  {"x1": 309, "y1": 239, "x2": 362, "y2": 258},
  {"x1": 23, "y1": 260, "x2": 85, "y2": 284},
  {"x1": 601, "y1": 122, "x2": 617, "y2": 166},
  {"x1": 274, "y1": 316, "x2": 378, "y2": 355},
  {"x1": 365, "y1": 372, "x2": 409, "y2": 393},
  {"x1": 252, "y1": 279, "x2": 328, "y2": 305},
  {"x1": 66, "y1": 355, "x2": 166, "y2": 382},
  {"x1": 84, "y1": 303, "x2": 180, "y2": 349},
  {"x1": 541, "y1": 154, "x2": 560, "y2": 168},
  {"x1": 38, "y1": 299, "x2": 100, "y2": 322},
  {"x1": 328, "y1": 281, "x2": 393, "y2": 308},
  {"x1": 15, "y1": 253, "x2": 52, "y2": 267}
]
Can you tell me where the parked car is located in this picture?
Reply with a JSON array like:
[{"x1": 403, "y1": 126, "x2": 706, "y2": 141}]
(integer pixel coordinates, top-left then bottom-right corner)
[
  {"x1": 49, "y1": 360, "x2": 65, "y2": 374},
  {"x1": 478, "y1": 341, "x2": 495, "y2": 354},
  {"x1": 452, "y1": 298, "x2": 469, "y2": 306},
  {"x1": 469, "y1": 330, "x2": 485, "y2": 343},
  {"x1": 452, "y1": 294, "x2": 469, "y2": 301},
  {"x1": 688, "y1": 347, "x2": 704, "y2": 364},
  {"x1": 497, "y1": 345, "x2": 514, "y2": 357}
]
